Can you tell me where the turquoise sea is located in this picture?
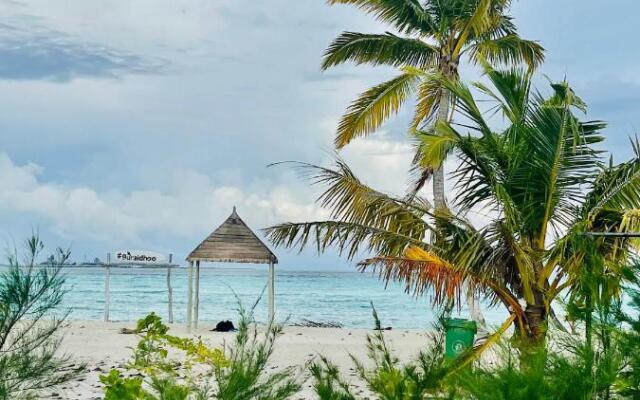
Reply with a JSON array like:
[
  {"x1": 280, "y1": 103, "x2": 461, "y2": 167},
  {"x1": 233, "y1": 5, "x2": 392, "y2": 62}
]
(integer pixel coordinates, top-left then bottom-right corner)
[{"x1": 28, "y1": 266, "x2": 509, "y2": 329}]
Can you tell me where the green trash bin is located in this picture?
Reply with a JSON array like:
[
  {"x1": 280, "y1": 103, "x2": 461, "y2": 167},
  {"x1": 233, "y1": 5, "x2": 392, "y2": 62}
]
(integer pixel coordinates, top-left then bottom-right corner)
[{"x1": 444, "y1": 318, "x2": 477, "y2": 360}]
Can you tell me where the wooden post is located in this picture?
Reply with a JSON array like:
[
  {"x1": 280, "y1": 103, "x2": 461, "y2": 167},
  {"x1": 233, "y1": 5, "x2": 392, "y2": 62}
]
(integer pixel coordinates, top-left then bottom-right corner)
[
  {"x1": 167, "y1": 254, "x2": 174, "y2": 324},
  {"x1": 104, "y1": 253, "x2": 111, "y2": 322},
  {"x1": 194, "y1": 260, "x2": 200, "y2": 329},
  {"x1": 187, "y1": 261, "x2": 193, "y2": 332},
  {"x1": 268, "y1": 261, "x2": 275, "y2": 324}
]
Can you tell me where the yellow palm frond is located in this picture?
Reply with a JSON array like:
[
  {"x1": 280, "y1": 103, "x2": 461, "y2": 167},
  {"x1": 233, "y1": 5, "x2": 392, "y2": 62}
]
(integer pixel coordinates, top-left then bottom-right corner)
[
  {"x1": 336, "y1": 67, "x2": 423, "y2": 148},
  {"x1": 410, "y1": 75, "x2": 442, "y2": 130}
]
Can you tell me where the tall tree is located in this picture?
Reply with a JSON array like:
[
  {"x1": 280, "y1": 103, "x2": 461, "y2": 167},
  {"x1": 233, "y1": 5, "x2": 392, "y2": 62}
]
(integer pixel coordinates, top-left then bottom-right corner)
[
  {"x1": 322, "y1": 0, "x2": 544, "y2": 207},
  {"x1": 266, "y1": 67, "x2": 640, "y2": 352}
]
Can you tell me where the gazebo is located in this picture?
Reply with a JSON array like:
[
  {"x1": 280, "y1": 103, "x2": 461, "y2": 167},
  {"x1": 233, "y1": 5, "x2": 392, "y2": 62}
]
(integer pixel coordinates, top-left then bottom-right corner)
[{"x1": 185, "y1": 207, "x2": 278, "y2": 330}]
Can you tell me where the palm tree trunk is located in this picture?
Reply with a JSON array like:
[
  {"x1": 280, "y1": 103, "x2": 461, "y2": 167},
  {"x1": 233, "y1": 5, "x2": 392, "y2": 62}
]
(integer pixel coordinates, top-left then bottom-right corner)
[
  {"x1": 435, "y1": 83, "x2": 487, "y2": 329},
  {"x1": 516, "y1": 303, "x2": 548, "y2": 369},
  {"x1": 433, "y1": 89, "x2": 449, "y2": 210}
]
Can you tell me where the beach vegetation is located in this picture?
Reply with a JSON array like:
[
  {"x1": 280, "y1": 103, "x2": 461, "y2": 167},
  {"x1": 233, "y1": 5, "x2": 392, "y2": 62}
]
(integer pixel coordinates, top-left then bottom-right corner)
[
  {"x1": 101, "y1": 304, "x2": 302, "y2": 399},
  {"x1": 311, "y1": 286, "x2": 640, "y2": 399},
  {"x1": 0, "y1": 235, "x2": 84, "y2": 399},
  {"x1": 312, "y1": 307, "x2": 454, "y2": 400}
]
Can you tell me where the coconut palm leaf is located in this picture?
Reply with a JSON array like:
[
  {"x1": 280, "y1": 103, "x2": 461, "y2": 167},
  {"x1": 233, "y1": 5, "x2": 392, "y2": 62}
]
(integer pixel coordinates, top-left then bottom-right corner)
[
  {"x1": 266, "y1": 220, "x2": 429, "y2": 261},
  {"x1": 472, "y1": 64, "x2": 532, "y2": 125},
  {"x1": 335, "y1": 67, "x2": 424, "y2": 148},
  {"x1": 469, "y1": 35, "x2": 544, "y2": 69},
  {"x1": 410, "y1": 74, "x2": 446, "y2": 130},
  {"x1": 359, "y1": 247, "x2": 465, "y2": 303},
  {"x1": 583, "y1": 148, "x2": 640, "y2": 220},
  {"x1": 327, "y1": 0, "x2": 434, "y2": 34},
  {"x1": 413, "y1": 121, "x2": 462, "y2": 172},
  {"x1": 452, "y1": 0, "x2": 493, "y2": 56},
  {"x1": 274, "y1": 159, "x2": 432, "y2": 229},
  {"x1": 322, "y1": 32, "x2": 438, "y2": 69}
]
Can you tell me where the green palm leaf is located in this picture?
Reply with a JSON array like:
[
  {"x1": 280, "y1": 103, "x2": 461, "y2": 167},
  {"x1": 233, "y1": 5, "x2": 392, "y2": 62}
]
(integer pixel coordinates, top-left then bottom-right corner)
[
  {"x1": 470, "y1": 35, "x2": 545, "y2": 69},
  {"x1": 327, "y1": 0, "x2": 434, "y2": 34},
  {"x1": 335, "y1": 67, "x2": 423, "y2": 148},
  {"x1": 410, "y1": 75, "x2": 445, "y2": 130},
  {"x1": 265, "y1": 220, "x2": 428, "y2": 260},
  {"x1": 322, "y1": 32, "x2": 438, "y2": 69}
]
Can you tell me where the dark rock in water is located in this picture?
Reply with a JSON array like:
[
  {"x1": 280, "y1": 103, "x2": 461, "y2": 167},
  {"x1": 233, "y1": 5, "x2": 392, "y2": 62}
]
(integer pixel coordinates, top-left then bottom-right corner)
[{"x1": 211, "y1": 320, "x2": 236, "y2": 332}]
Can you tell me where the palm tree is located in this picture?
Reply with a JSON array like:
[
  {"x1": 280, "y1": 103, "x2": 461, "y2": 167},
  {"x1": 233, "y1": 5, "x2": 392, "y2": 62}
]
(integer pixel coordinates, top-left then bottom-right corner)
[
  {"x1": 266, "y1": 66, "x2": 640, "y2": 351},
  {"x1": 322, "y1": 0, "x2": 544, "y2": 207}
]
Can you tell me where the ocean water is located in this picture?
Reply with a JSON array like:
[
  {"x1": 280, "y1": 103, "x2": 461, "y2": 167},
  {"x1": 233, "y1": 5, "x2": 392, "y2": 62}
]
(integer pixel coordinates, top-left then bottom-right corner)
[{"x1": 27, "y1": 266, "x2": 509, "y2": 329}]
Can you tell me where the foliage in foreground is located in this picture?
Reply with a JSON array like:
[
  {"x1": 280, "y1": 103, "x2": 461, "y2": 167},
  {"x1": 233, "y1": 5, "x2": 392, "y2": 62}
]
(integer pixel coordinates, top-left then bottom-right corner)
[
  {"x1": 0, "y1": 236, "x2": 84, "y2": 400},
  {"x1": 311, "y1": 294, "x2": 640, "y2": 400},
  {"x1": 312, "y1": 307, "x2": 454, "y2": 400},
  {"x1": 101, "y1": 306, "x2": 302, "y2": 400},
  {"x1": 100, "y1": 288, "x2": 640, "y2": 400}
]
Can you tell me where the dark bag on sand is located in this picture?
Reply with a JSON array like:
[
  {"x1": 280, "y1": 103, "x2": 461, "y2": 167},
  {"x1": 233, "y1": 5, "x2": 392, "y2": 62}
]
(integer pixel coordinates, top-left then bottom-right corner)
[{"x1": 211, "y1": 320, "x2": 236, "y2": 332}]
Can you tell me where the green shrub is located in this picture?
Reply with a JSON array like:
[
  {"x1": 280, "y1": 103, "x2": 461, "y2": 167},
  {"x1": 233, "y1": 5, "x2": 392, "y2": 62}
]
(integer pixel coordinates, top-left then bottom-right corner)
[
  {"x1": 101, "y1": 304, "x2": 302, "y2": 399},
  {"x1": 311, "y1": 307, "x2": 455, "y2": 400},
  {"x1": 0, "y1": 235, "x2": 85, "y2": 399}
]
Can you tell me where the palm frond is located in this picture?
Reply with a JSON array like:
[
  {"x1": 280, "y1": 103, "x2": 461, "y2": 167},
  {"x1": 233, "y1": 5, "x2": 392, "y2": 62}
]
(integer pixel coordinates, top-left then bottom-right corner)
[
  {"x1": 275, "y1": 159, "x2": 431, "y2": 227},
  {"x1": 359, "y1": 246, "x2": 465, "y2": 304},
  {"x1": 472, "y1": 64, "x2": 532, "y2": 124},
  {"x1": 509, "y1": 87, "x2": 604, "y2": 246},
  {"x1": 335, "y1": 67, "x2": 423, "y2": 148},
  {"x1": 327, "y1": 0, "x2": 434, "y2": 34},
  {"x1": 265, "y1": 220, "x2": 429, "y2": 261},
  {"x1": 322, "y1": 32, "x2": 438, "y2": 69},
  {"x1": 584, "y1": 152, "x2": 640, "y2": 220},
  {"x1": 413, "y1": 122, "x2": 461, "y2": 171},
  {"x1": 410, "y1": 74, "x2": 445, "y2": 130},
  {"x1": 266, "y1": 159, "x2": 435, "y2": 259},
  {"x1": 470, "y1": 35, "x2": 544, "y2": 70},
  {"x1": 439, "y1": 75, "x2": 493, "y2": 137},
  {"x1": 452, "y1": 0, "x2": 492, "y2": 56}
]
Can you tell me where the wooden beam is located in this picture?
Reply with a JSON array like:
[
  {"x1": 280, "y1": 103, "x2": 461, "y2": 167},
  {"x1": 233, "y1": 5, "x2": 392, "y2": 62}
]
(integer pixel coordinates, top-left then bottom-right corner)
[
  {"x1": 194, "y1": 260, "x2": 200, "y2": 329},
  {"x1": 268, "y1": 262, "x2": 275, "y2": 324},
  {"x1": 104, "y1": 253, "x2": 111, "y2": 322},
  {"x1": 187, "y1": 261, "x2": 193, "y2": 332},
  {"x1": 167, "y1": 254, "x2": 174, "y2": 324}
]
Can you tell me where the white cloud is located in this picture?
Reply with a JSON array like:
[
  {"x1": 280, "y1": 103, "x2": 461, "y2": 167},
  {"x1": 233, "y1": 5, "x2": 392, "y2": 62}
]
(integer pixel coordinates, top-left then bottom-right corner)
[
  {"x1": 0, "y1": 153, "x2": 330, "y2": 248},
  {"x1": 340, "y1": 133, "x2": 414, "y2": 195}
]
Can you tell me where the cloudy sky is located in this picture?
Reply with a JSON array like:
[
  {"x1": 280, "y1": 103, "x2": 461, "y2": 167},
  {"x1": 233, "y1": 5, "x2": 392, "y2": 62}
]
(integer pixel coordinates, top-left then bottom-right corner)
[{"x1": 1, "y1": 0, "x2": 639, "y2": 269}]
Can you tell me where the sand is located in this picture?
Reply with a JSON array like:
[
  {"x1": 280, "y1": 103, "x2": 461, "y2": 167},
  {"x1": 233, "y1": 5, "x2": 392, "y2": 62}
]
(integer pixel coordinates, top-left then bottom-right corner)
[{"x1": 44, "y1": 320, "x2": 434, "y2": 399}]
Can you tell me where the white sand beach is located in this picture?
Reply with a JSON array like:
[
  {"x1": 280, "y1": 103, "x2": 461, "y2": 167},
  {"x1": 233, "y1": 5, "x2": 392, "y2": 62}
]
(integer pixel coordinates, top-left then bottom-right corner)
[{"x1": 48, "y1": 321, "x2": 433, "y2": 399}]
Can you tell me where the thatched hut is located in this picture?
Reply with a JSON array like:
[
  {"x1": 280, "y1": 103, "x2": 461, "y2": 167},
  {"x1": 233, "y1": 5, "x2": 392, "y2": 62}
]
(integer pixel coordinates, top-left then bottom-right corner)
[{"x1": 185, "y1": 207, "x2": 278, "y2": 330}]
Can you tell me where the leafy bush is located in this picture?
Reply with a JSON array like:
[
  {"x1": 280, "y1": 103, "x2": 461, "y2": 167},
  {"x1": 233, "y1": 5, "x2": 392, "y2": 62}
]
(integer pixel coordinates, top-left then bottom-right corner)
[
  {"x1": 311, "y1": 307, "x2": 455, "y2": 400},
  {"x1": 101, "y1": 304, "x2": 302, "y2": 399},
  {"x1": 0, "y1": 236, "x2": 84, "y2": 399}
]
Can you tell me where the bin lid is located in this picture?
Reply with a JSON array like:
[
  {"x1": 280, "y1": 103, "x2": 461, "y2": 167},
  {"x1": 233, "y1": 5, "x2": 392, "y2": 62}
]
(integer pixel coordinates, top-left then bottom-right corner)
[{"x1": 444, "y1": 318, "x2": 477, "y2": 332}]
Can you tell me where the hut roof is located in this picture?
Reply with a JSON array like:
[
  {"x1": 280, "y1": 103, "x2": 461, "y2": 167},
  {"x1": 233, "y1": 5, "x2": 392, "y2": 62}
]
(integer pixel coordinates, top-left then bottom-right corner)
[{"x1": 187, "y1": 207, "x2": 278, "y2": 264}]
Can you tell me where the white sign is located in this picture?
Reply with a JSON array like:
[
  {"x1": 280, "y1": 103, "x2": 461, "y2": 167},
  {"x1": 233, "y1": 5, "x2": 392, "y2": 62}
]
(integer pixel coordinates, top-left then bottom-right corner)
[{"x1": 112, "y1": 250, "x2": 166, "y2": 265}]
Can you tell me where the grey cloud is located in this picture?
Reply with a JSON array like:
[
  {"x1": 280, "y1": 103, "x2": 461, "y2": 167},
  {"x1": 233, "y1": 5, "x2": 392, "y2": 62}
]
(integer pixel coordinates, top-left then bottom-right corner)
[{"x1": 0, "y1": 19, "x2": 166, "y2": 82}]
